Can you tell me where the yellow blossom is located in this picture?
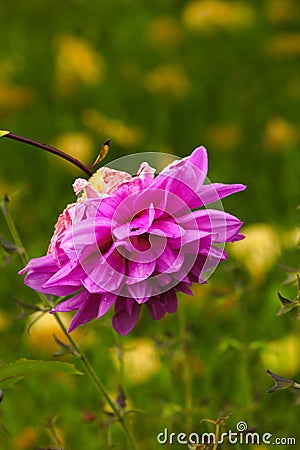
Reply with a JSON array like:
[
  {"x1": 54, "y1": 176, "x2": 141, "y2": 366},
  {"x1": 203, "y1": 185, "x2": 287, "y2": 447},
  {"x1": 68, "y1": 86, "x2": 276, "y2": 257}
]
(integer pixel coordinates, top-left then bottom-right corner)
[
  {"x1": 110, "y1": 337, "x2": 161, "y2": 385},
  {"x1": 144, "y1": 64, "x2": 189, "y2": 98},
  {"x1": 206, "y1": 123, "x2": 242, "y2": 150},
  {"x1": 52, "y1": 132, "x2": 94, "y2": 172},
  {"x1": 0, "y1": 309, "x2": 10, "y2": 332},
  {"x1": 265, "y1": 0, "x2": 299, "y2": 24},
  {"x1": 82, "y1": 109, "x2": 144, "y2": 148},
  {"x1": 0, "y1": 83, "x2": 33, "y2": 110},
  {"x1": 264, "y1": 117, "x2": 298, "y2": 151},
  {"x1": 280, "y1": 228, "x2": 300, "y2": 248},
  {"x1": 54, "y1": 34, "x2": 104, "y2": 94},
  {"x1": 266, "y1": 33, "x2": 300, "y2": 57},
  {"x1": 12, "y1": 427, "x2": 38, "y2": 450},
  {"x1": 228, "y1": 223, "x2": 281, "y2": 283},
  {"x1": 261, "y1": 335, "x2": 300, "y2": 377},
  {"x1": 147, "y1": 17, "x2": 183, "y2": 49},
  {"x1": 182, "y1": 1, "x2": 255, "y2": 32},
  {"x1": 26, "y1": 312, "x2": 81, "y2": 355}
]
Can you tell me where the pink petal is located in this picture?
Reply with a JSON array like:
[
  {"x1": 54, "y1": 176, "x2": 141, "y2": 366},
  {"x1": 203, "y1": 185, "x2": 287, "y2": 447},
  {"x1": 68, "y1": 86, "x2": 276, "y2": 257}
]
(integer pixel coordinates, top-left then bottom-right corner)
[
  {"x1": 149, "y1": 220, "x2": 185, "y2": 238},
  {"x1": 101, "y1": 167, "x2": 132, "y2": 194},
  {"x1": 98, "y1": 292, "x2": 117, "y2": 317},
  {"x1": 51, "y1": 290, "x2": 90, "y2": 313},
  {"x1": 112, "y1": 298, "x2": 141, "y2": 335},
  {"x1": 180, "y1": 209, "x2": 243, "y2": 243},
  {"x1": 127, "y1": 279, "x2": 153, "y2": 303},
  {"x1": 127, "y1": 259, "x2": 156, "y2": 284},
  {"x1": 82, "y1": 249, "x2": 125, "y2": 293},
  {"x1": 68, "y1": 294, "x2": 101, "y2": 332},
  {"x1": 195, "y1": 183, "x2": 246, "y2": 206}
]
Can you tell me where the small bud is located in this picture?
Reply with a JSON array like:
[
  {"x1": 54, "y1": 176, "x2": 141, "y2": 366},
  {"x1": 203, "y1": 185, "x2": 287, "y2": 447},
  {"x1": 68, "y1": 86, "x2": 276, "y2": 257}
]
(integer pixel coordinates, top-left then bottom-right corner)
[
  {"x1": 1, "y1": 236, "x2": 19, "y2": 254},
  {"x1": 89, "y1": 139, "x2": 110, "y2": 169},
  {"x1": 0, "y1": 194, "x2": 9, "y2": 216},
  {"x1": 0, "y1": 130, "x2": 10, "y2": 137},
  {"x1": 116, "y1": 385, "x2": 126, "y2": 411}
]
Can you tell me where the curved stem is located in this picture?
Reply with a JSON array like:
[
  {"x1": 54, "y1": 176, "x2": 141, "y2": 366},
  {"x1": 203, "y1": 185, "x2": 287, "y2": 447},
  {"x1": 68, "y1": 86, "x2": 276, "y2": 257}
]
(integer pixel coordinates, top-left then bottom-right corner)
[
  {"x1": 3, "y1": 132, "x2": 93, "y2": 177},
  {"x1": 178, "y1": 302, "x2": 193, "y2": 432},
  {"x1": 1, "y1": 199, "x2": 137, "y2": 449}
]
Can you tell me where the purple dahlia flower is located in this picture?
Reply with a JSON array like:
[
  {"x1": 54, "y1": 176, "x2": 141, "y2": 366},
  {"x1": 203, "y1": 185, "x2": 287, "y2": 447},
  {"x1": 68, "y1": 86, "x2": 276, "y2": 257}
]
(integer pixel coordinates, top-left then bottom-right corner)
[{"x1": 20, "y1": 147, "x2": 246, "y2": 335}]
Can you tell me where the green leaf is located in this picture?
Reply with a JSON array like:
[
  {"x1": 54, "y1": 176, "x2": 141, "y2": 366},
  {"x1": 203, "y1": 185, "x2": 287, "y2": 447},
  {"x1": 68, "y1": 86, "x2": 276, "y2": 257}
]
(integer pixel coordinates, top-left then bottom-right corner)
[
  {"x1": 0, "y1": 358, "x2": 82, "y2": 388},
  {"x1": 0, "y1": 130, "x2": 10, "y2": 137}
]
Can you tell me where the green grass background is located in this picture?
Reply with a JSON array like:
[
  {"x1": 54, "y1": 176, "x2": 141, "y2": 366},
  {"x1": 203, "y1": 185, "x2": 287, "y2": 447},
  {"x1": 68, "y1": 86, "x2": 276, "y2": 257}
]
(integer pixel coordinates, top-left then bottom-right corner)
[{"x1": 0, "y1": 0, "x2": 299, "y2": 448}]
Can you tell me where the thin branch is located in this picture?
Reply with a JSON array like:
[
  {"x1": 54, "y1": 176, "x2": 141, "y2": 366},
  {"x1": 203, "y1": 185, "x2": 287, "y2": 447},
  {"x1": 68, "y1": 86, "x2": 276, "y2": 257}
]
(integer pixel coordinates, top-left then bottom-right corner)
[{"x1": 2, "y1": 132, "x2": 93, "y2": 177}]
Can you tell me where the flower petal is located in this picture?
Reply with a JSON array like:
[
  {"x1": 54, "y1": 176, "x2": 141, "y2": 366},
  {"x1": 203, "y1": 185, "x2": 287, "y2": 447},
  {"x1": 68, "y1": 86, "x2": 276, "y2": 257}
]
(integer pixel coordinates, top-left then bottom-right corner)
[
  {"x1": 146, "y1": 290, "x2": 178, "y2": 320},
  {"x1": 98, "y1": 292, "x2": 117, "y2": 317},
  {"x1": 156, "y1": 245, "x2": 185, "y2": 273},
  {"x1": 68, "y1": 293, "x2": 101, "y2": 332},
  {"x1": 179, "y1": 209, "x2": 243, "y2": 243},
  {"x1": 51, "y1": 290, "x2": 90, "y2": 313},
  {"x1": 82, "y1": 249, "x2": 125, "y2": 293},
  {"x1": 127, "y1": 259, "x2": 156, "y2": 284},
  {"x1": 149, "y1": 219, "x2": 185, "y2": 238},
  {"x1": 150, "y1": 146, "x2": 208, "y2": 211},
  {"x1": 112, "y1": 298, "x2": 141, "y2": 335},
  {"x1": 19, "y1": 254, "x2": 78, "y2": 296},
  {"x1": 127, "y1": 279, "x2": 153, "y2": 303},
  {"x1": 196, "y1": 182, "x2": 246, "y2": 206}
]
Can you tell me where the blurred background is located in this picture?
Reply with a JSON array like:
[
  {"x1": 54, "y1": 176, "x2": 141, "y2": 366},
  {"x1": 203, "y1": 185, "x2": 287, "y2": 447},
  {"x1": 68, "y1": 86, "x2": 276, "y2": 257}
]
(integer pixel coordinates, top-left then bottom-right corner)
[{"x1": 0, "y1": 0, "x2": 299, "y2": 448}]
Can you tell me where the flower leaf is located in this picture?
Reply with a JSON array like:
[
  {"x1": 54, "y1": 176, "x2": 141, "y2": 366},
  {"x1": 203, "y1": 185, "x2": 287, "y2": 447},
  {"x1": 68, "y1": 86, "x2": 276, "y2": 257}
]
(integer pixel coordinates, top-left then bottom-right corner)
[{"x1": 0, "y1": 358, "x2": 82, "y2": 389}]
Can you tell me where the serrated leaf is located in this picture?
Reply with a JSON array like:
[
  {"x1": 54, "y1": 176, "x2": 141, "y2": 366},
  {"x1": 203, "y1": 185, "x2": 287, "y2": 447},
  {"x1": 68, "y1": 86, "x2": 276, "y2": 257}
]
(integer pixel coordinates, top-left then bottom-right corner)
[
  {"x1": 0, "y1": 358, "x2": 82, "y2": 388},
  {"x1": 266, "y1": 369, "x2": 300, "y2": 393},
  {"x1": 0, "y1": 130, "x2": 10, "y2": 138}
]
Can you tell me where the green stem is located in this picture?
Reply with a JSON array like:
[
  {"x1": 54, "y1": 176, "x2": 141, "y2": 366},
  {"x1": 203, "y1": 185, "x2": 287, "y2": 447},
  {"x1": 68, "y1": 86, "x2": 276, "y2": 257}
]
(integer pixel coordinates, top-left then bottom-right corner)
[
  {"x1": 212, "y1": 421, "x2": 220, "y2": 450},
  {"x1": 178, "y1": 301, "x2": 193, "y2": 432},
  {"x1": 113, "y1": 331, "x2": 125, "y2": 388},
  {"x1": 1, "y1": 196, "x2": 29, "y2": 267},
  {"x1": 1, "y1": 199, "x2": 137, "y2": 449},
  {"x1": 47, "y1": 423, "x2": 63, "y2": 448}
]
